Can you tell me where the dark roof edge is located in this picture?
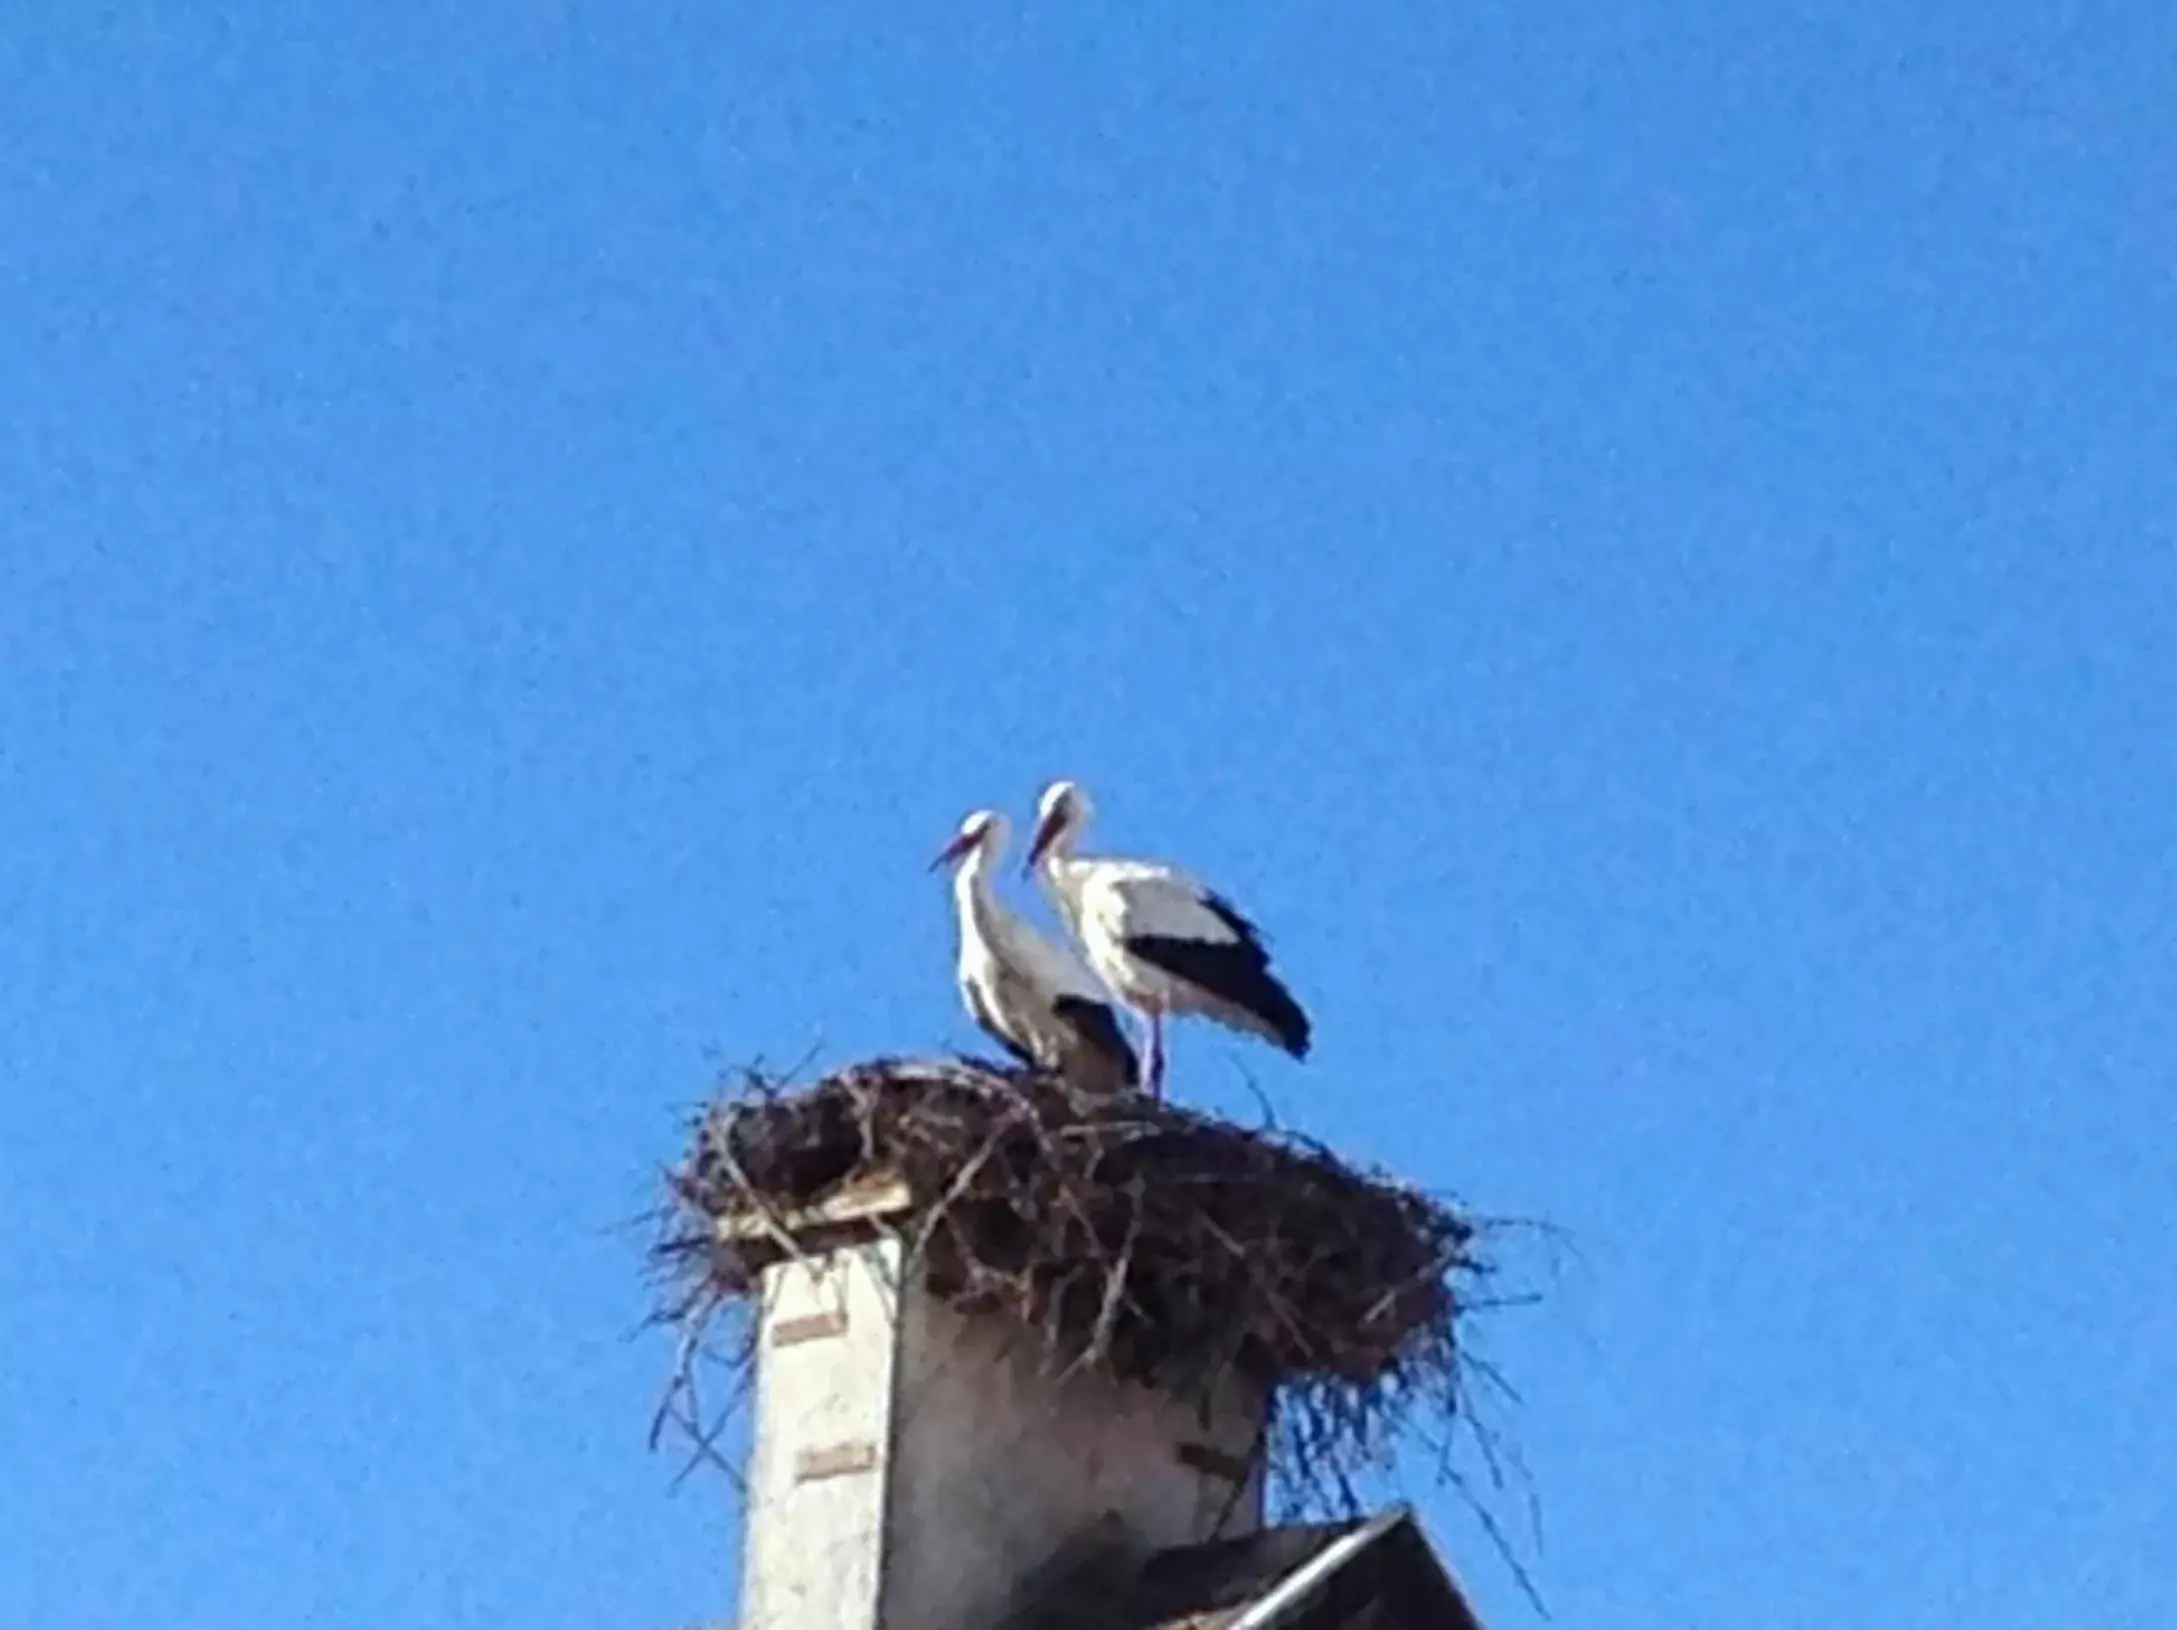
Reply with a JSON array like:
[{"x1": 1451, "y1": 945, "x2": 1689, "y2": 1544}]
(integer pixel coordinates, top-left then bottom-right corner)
[
  {"x1": 1230, "y1": 1504, "x2": 1485, "y2": 1630},
  {"x1": 1223, "y1": 1506, "x2": 1411, "y2": 1630}
]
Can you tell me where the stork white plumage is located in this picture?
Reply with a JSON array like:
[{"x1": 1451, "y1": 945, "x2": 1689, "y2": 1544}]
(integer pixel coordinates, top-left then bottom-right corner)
[
  {"x1": 932, "y1": 809, "x2": 1140, "y2": 1096},
  {"x1": 1024, "y1": 780, "x2": 1311, "y2": 1096}
]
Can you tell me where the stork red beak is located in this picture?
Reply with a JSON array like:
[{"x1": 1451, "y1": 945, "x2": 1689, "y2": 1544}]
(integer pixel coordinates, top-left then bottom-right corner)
[
  {"x1": 1023, "y1": 810, "x2": 1063, "y2": 875},
  {"x1": 929, "y1": 830, "x2": 979, "y2": 872}
]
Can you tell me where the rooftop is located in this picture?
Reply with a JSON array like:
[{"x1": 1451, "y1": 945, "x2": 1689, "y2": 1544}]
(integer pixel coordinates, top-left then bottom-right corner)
[{"x1": 997, "y1": 1507, "x2": 1482, "y2": 1630}]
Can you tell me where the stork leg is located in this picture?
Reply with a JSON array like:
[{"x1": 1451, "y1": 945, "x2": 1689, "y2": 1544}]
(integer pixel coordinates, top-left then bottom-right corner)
[{"x1": 1146, "y1": 1010, "x2": 1166, "y2": 1098}]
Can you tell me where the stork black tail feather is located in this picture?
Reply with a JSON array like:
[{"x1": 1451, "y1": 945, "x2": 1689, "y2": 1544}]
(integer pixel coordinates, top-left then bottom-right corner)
[
  {"x1": 1052, "y1": 995, "x2": 1143, "y2": 1089},
  {"x1": 1128, "y1": 935, "x2": 1312, "y2": 1060},
  {"x1": 1250, "y1": 976, "x2": 1312, "y2": 1060}
]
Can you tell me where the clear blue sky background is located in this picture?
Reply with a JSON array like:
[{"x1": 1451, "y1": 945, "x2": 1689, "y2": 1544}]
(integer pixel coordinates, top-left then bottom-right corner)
[{"x1": 3, "y1": 4, "x2": 2171, "y2": 1626}]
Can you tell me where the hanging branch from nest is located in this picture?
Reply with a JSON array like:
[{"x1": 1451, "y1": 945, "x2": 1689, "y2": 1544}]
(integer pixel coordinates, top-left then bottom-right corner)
[{"x1": 648, "y1": 1056, "x2": 1513, "y2": 1518}]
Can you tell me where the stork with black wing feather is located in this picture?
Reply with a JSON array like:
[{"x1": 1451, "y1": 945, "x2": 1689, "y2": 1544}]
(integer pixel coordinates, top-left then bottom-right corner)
[
  {"x1": 1024, "y1": 779, "x2": 1311, "y2": 1096},
  {"x1": 931, "y1": 809, "x2": 1139, "y2": 1096}
]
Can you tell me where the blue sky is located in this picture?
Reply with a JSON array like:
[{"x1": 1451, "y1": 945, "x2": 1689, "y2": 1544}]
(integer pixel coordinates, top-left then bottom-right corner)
[{"x1": 3, "y1": 3, "x2": 2173, "y2": 1625}]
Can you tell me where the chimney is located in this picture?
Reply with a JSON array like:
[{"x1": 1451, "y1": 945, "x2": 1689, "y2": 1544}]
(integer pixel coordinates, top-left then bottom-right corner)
[
  {"x1": 659, "y1": 1061, "x2": 1486, "y2": 1630},
  {"x1": 727, "y1": 1174, "x2": 1267, "y2": 1630}
]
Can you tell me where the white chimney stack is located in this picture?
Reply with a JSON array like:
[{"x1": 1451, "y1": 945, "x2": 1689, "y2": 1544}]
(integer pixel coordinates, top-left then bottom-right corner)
[{"x1": 729, "y1": 1176, "x2": 1267, "y2": 1630}]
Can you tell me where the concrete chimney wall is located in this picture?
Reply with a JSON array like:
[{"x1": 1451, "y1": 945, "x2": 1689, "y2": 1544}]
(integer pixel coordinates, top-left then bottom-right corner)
[
  {"x1": 737, "y1": 1230, "x2": 904, "y2": 1630},
  {"x1": 733, "y1": 1189, "x2": 1266, "y2": 1630}
]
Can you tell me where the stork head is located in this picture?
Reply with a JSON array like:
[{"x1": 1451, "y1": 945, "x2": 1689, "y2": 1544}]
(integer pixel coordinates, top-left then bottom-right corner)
[
  {"x1": 1024, "y1": 779, "x2": 1091, "y2": 872},
  {"x1": 930, "y1": 808, "x2": 1007, "y2": 873}
]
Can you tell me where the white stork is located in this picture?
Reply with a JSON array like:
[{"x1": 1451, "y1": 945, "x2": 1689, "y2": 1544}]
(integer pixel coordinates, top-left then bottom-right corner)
[
  {"x1": 1024, "y1": 780, "x2": 1311, "y2": 1095},
  {"x1": 931, "y1": 809, "x2": 1141, "y2": 1095}
]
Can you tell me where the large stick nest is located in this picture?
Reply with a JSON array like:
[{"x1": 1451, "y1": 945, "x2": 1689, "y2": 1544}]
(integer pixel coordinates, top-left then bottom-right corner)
[{"x1": 651, "y1": 1057, "x2": 1512, "y2": 1514}]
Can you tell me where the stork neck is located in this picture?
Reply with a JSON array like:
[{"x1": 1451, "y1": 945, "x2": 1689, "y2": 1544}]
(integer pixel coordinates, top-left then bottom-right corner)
[
  {"x1": 953, "y1": 845, "x2": 1006, "y2": 936},
  {"x1": 1040, "y1": 845, "x2": 1088, "y2": 885},
  {"x1": 1033, "y1": 849, "x2": 1091, "y2": 936}
]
